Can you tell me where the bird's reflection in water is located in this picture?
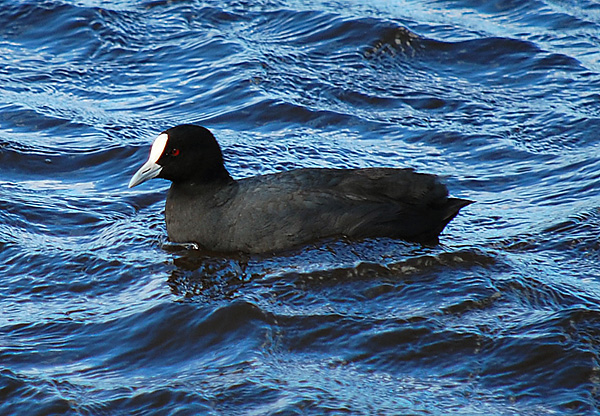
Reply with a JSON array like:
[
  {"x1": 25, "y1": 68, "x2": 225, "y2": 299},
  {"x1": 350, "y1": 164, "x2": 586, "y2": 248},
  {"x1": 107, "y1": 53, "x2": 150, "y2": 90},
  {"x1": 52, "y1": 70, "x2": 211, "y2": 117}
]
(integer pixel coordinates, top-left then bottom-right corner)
[{"x1": 166, "y1": 245, "x2": 250, "y2": 301}]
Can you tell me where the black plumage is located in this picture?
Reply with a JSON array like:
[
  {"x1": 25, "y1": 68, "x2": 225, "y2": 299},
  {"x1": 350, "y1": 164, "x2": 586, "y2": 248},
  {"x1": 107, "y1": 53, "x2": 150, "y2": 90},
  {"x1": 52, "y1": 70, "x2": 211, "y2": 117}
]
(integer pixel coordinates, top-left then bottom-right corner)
[{"x1": 129, "y1": 125, "x2": 472, "y2": 253}]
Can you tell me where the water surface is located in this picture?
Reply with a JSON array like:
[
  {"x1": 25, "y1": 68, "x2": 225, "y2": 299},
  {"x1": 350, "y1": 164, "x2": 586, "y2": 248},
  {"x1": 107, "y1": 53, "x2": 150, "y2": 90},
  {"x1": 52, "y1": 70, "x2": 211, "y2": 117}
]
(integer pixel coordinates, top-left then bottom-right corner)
[{"x1": 1, "y1": 0, "x2": 600, "y2": 414}]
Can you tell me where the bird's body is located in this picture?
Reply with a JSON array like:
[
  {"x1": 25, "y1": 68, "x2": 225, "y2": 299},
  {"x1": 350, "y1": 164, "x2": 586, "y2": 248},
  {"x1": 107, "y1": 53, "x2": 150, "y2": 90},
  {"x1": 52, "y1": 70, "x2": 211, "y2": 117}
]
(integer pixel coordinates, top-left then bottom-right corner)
[{"x1": 129, "y1": 125, "x2": 472, "y2": 254}]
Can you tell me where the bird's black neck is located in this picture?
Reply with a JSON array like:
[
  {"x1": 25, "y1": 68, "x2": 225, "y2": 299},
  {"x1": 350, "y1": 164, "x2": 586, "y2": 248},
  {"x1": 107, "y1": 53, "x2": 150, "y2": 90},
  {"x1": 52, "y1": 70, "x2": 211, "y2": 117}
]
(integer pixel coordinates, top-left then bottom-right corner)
[{"x1": 174, "y1": 166, "x2": 234, "y2": 188}]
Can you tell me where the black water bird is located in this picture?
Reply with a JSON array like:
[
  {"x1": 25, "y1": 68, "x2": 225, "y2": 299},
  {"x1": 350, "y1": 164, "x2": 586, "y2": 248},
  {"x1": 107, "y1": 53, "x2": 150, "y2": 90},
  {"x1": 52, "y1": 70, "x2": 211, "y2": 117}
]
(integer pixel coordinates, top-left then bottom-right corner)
[{"x1": 129, "y1": 125, "x2": 472, "y2": 253}]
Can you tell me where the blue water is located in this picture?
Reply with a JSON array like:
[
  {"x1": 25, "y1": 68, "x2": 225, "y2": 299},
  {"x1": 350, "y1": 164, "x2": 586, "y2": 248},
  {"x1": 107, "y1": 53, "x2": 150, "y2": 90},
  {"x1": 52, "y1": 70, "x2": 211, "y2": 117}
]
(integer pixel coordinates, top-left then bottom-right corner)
[{"x1": 1, "y1": 0, "x2": 600, "y2": 414}]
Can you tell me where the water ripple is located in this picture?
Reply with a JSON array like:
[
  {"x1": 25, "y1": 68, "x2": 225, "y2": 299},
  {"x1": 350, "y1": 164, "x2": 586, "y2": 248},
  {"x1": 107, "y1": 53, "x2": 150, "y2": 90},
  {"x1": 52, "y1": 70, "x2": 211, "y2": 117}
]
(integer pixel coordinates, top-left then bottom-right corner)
[{"x1": 2, "y1": 0, "x2": 600, "y2": 414}]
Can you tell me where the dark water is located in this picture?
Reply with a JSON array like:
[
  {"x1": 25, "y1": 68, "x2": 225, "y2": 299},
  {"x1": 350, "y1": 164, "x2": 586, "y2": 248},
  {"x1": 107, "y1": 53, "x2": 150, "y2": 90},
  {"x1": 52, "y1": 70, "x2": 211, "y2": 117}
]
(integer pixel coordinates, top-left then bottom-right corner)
[{"x1": 1, "y1": 0, "x2": 600, "y2": 414}]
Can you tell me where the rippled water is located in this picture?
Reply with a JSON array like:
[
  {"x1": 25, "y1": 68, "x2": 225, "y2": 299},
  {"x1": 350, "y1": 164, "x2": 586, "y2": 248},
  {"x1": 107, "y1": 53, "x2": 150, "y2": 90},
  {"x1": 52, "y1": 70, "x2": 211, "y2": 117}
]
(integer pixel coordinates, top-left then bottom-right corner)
[{"x1": 1, "y1": 0, "x2": 600, "y2": 414}]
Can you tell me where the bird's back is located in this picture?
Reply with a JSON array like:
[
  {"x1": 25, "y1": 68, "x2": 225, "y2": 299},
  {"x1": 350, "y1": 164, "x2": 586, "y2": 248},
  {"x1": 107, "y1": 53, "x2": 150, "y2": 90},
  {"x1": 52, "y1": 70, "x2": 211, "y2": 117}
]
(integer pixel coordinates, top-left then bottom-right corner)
[{"x1": 165, "y1": 168, "x2": 471, "y2": 253}]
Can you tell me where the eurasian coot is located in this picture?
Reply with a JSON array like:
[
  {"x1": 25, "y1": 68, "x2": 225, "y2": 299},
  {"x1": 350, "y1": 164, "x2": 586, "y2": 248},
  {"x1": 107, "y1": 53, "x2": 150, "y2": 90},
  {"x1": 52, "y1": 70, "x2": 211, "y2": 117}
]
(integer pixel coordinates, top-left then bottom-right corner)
[{"x1": 129, "y1": 125, "x2": 472, "y2": 253}]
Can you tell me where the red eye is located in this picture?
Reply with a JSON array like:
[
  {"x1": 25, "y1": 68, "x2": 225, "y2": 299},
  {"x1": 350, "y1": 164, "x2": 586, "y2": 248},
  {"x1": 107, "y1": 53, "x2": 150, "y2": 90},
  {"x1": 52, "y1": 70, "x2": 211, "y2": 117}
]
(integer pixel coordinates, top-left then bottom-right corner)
[{"x1": 170, "y1": 148, "x2": 180, "y2": 156}]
